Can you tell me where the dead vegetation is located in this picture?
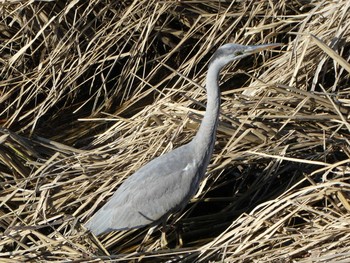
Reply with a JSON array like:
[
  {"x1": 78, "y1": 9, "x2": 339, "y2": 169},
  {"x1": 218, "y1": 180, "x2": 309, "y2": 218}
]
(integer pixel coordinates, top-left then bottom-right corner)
[{"x1": 1, "y1": 0, "x2": 350, "y2": 262}]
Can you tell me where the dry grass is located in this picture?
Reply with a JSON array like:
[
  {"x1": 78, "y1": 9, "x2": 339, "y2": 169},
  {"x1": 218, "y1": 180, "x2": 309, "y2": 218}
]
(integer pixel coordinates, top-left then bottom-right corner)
[{"x1": 1, "y1": 0, "x2": 350, "y2": 261}]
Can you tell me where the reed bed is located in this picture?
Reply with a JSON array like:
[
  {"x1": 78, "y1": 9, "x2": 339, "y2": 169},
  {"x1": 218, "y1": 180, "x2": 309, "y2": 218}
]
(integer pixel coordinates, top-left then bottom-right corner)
[{"x1": 1, "y1": 0, "x2": 349, "y2": 261}]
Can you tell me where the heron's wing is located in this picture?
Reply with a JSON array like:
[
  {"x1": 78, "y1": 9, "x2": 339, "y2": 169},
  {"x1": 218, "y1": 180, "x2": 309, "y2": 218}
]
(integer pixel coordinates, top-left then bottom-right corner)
[{"x1": 85, "y1": 145, "x2": 199, "y2": 235}]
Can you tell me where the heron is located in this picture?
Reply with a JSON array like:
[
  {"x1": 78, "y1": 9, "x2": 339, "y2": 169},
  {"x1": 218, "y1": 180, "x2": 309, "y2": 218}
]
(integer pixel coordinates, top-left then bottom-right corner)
[{"x1": 85, "y1": 43, "x2": 281, "y2": 236}]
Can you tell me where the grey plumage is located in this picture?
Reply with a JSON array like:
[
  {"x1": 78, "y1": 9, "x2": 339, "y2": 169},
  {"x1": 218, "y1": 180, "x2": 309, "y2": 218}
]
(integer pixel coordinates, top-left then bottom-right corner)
[{"x1": 85, "y1": 43, "x2": 281, "y2": 236}]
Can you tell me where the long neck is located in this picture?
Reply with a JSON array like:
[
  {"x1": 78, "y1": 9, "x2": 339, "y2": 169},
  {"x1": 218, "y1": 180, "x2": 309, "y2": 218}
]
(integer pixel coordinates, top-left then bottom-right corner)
[{"x1": 192, "y1": 63, "x2": 221, "y2": 162}]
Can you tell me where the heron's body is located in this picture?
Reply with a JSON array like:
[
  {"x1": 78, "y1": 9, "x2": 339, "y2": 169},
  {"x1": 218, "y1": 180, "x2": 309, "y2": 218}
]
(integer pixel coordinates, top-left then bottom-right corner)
[
  {"x1": 85, "y1": 43, "x2": 280, "y2": 236},
  {"x1": 86, "y1": 143, "x2": 199, "y2": 234}
]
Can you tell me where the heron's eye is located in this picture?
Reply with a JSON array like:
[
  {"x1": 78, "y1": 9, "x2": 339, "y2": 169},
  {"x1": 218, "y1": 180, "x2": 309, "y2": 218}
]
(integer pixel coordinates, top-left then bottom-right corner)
[{"x1": 235, "y1": 51, "x2": 244, "y2": 56}]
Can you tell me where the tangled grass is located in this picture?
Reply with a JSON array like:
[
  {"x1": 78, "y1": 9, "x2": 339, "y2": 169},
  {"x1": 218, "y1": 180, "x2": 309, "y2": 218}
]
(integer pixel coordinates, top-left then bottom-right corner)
[{"x1": 1, "y1": 0, "x2": 350, "y2": 261}]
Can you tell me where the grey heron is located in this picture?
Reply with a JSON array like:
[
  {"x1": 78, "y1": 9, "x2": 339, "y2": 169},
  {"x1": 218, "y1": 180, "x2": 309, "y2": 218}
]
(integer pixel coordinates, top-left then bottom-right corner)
[{"x1": 85, "y1": 43, "x2": 281, "y2": 236}]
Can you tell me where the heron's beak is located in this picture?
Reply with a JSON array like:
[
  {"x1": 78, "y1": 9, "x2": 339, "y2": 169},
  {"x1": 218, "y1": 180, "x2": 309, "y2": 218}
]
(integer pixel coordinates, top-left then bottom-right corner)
[{"x1": 245, "y1": 43, "x2": 282, "y2": 55}]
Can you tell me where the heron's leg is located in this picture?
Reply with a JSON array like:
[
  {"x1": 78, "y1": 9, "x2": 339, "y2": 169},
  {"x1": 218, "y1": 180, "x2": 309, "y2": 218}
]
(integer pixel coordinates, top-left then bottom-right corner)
[
  {"x1": 168, "y1": 212, "x2": 185, "y2": 247},
  {"x1": 137, "y1": 225, "x2": 157, "y2": 252},
  {"x1": 160, "y1": 220, "x2": 168, "y2": 248},
  {"x1": 175, "y1": 222, "x2": 184, "y2": 247}
]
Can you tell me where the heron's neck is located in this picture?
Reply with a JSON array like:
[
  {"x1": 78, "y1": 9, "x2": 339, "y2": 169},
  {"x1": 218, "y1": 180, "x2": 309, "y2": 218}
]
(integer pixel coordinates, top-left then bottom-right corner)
[{"x1": 192, "y1": 63, "x2": 221, "y2": 161}]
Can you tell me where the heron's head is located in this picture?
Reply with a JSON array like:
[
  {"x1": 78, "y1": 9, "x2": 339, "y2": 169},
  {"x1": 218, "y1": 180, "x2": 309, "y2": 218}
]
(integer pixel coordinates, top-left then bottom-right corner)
[{"x1": 210, "y1": 43, "x2": 281, "y2": 69}]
